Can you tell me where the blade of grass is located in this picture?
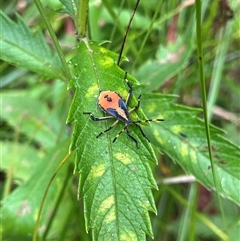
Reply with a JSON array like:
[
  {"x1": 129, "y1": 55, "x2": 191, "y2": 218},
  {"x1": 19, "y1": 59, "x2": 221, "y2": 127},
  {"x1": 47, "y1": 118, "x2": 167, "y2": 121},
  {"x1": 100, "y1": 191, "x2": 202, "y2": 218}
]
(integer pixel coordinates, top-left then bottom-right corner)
[
  {"x1": 177, "y1": 182, "x2": 198, "y2": 241},
  {"x1": 195, "y1": 0, "x2": 226, "y2": 231},
  {"x1": 33, "y1": 0, "x2": 71, "y2": 81},
  {"x1": 167, "y1": 187, "x2": 229, "y2": 241},
  {"x1": 208, "y1": 21, "x2": 234, "y2": 121},
  {"x1": 102, "y1": 0, "x2": 138, "y2": 57},
  {"x1": 131, "y1": 0, "x2": 162, "y2": 70},
  {"x1": 107, "y1": 0, "x2": 125, "y2": 48},
  {"x1": 42, "y1": 163, "x2": 74, "y2": 240}
]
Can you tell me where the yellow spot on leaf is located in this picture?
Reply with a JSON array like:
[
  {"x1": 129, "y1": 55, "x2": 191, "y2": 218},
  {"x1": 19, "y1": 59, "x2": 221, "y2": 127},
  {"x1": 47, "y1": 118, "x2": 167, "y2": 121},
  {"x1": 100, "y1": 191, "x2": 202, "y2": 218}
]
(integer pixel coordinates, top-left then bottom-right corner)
[
  {"x1": 120, "y1": 232, "x2": 137, "y2": 241},
  {"x1": 114, "y1": 153, "x2": 132, "y2": 165},
  {"x1": 180, "y1": 143, "x2": 189, "y2": 158},
  {"x1": 190, "y1": 150, "x2": 197, "y2": 163},
  {"x1": 99, "y1": 195, "x2": 116, "y2": 223},
  {"x1": 105, "y1": 209, "x2": 116, "y2": 223},
  {"x1": 99, "y1": 46, "x2": 107, "y2": 53},
  {"x1": 171, "y1": 125, "x2": 183, "y2": 133},
  {"x1": 147, "y1": 103, "x2": 158, "y2": 113},
  {"x1": 153, "y1": 129, "x2": 164, "y2": 144},
  {"x1": 99, "y1": 55, "x2": 114, "y2": 68},
  {"x1": 90, "y1": 164, "x2": 106, "y2": 178},
  {"x1": 86, "y1": 85, "x2": 99, "y2": 98}
]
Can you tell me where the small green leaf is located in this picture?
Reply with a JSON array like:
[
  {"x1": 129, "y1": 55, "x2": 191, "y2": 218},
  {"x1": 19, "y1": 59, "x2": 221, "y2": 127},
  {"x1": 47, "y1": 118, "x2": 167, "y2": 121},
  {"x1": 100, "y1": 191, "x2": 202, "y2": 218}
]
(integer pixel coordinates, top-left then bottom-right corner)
[
  {"x1": 0, "y1": 10, "x2": 62, "y2": 79},
  {"x1": 59, "y1": 0, "x2": 77, "y2": 17},
  {"x1": 67, "y1": 39, "x2": 159, "y2": 240}
]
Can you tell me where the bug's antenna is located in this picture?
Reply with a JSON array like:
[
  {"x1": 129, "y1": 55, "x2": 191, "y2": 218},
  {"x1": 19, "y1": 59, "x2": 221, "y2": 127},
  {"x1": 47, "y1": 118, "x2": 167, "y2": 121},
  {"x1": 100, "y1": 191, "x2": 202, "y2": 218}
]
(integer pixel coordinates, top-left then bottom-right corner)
[{"x1": 117, "y1": 0, "x2": 140, "y2": 66}]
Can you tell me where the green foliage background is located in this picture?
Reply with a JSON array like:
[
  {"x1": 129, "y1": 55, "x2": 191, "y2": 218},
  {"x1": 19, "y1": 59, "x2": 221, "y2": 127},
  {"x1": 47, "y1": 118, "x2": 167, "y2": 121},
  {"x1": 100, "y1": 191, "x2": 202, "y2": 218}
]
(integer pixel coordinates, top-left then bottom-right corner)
[{"x1": 1, "y1": 0, "x2": 239, "y2": 241}]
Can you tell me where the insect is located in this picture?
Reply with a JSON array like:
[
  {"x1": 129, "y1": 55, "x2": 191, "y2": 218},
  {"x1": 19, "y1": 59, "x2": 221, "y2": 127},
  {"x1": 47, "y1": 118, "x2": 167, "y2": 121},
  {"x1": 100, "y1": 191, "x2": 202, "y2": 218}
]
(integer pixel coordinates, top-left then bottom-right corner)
[{"x1": 83, "y1": 72, "x2": 164, "y2": 148}]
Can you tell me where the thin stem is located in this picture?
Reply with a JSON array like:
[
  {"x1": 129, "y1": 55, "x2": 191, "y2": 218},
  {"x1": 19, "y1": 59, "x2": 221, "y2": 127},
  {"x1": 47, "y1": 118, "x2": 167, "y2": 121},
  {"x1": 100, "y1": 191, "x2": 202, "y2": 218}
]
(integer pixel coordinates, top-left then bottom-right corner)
[
  {"x1": 195, "y1": 0, "x2": 226, "y2": 229},
  {"x1": 32, "y1": 152, "x2": 72, "y2": 241},
  {"x1": 117, "y1": 0, "x2": 140, "y2": 66}
]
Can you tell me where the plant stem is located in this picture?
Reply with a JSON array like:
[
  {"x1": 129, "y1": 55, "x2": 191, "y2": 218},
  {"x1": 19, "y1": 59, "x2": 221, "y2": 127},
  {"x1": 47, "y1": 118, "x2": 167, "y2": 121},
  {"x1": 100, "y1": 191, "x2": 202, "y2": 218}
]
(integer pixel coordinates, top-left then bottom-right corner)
[{"x1": 77, "y1": 0, "x2": 89, "y2": 37}]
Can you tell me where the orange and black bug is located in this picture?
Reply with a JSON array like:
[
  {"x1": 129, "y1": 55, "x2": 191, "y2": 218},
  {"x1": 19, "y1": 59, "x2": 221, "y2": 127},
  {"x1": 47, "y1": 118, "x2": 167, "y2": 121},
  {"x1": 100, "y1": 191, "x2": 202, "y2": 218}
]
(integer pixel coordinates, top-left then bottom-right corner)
[{"x1": 83, "y1": 72, "x2": 164, "y2": 148}]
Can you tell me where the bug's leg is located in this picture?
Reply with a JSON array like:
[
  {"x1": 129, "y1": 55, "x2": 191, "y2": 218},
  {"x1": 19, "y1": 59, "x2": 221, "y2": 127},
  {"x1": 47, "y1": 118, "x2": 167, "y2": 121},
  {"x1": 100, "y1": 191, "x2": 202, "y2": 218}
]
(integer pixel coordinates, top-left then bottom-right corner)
[
  {"x1": 124, "y1": 72, "x2": 142, "y2": 113},
  {"x1": 113, "y1": 125, "x2": 126, "y2": 143},
  {"x1": 126, "y1": 128, "x2": 139, "y2": 148},
  {"x1": 129, "y1": 94, "x2": 141, "y2": 113},
  {"x1": 83, "y1": 112, "x2": 113, "y2": 121},
  {"x1": 124, "y1": 72, "x2": 133, "y2": 106},
  {"x1": 135, "y1": 118, "x2": 164, "y2": 124},
  {"x1": 113, "y1": 125, "x2": 139, "y2": 148},
  {"x1": 132, "y1": 119, "x2": 164, "y2": 143},
  {"x1": 134, "y1": 123, "x2": 150, "y2": 142},
  {"x1": 96, "y1": 120, "x2": 119, "y2": 138}
]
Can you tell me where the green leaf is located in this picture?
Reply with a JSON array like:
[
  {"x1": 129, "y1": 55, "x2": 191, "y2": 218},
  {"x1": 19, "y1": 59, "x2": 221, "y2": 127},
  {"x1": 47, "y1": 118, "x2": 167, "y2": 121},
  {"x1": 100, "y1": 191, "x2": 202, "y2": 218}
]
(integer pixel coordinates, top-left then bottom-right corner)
[
  {"x1": 67, "y1": 39, "x2": 158, "y2": 240},
  {"x1": 1, "y1": 140, "x2": 72, "y2": 241},
  {"x1": 140, "y1": 94, "x2": 240, "y2": 205},
  {"x1": 59, "y1": 0, "x2": 77, "y2": 17},
  {"x1": 0, "y1": 10, "x2": 62, "y2": 79}
]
